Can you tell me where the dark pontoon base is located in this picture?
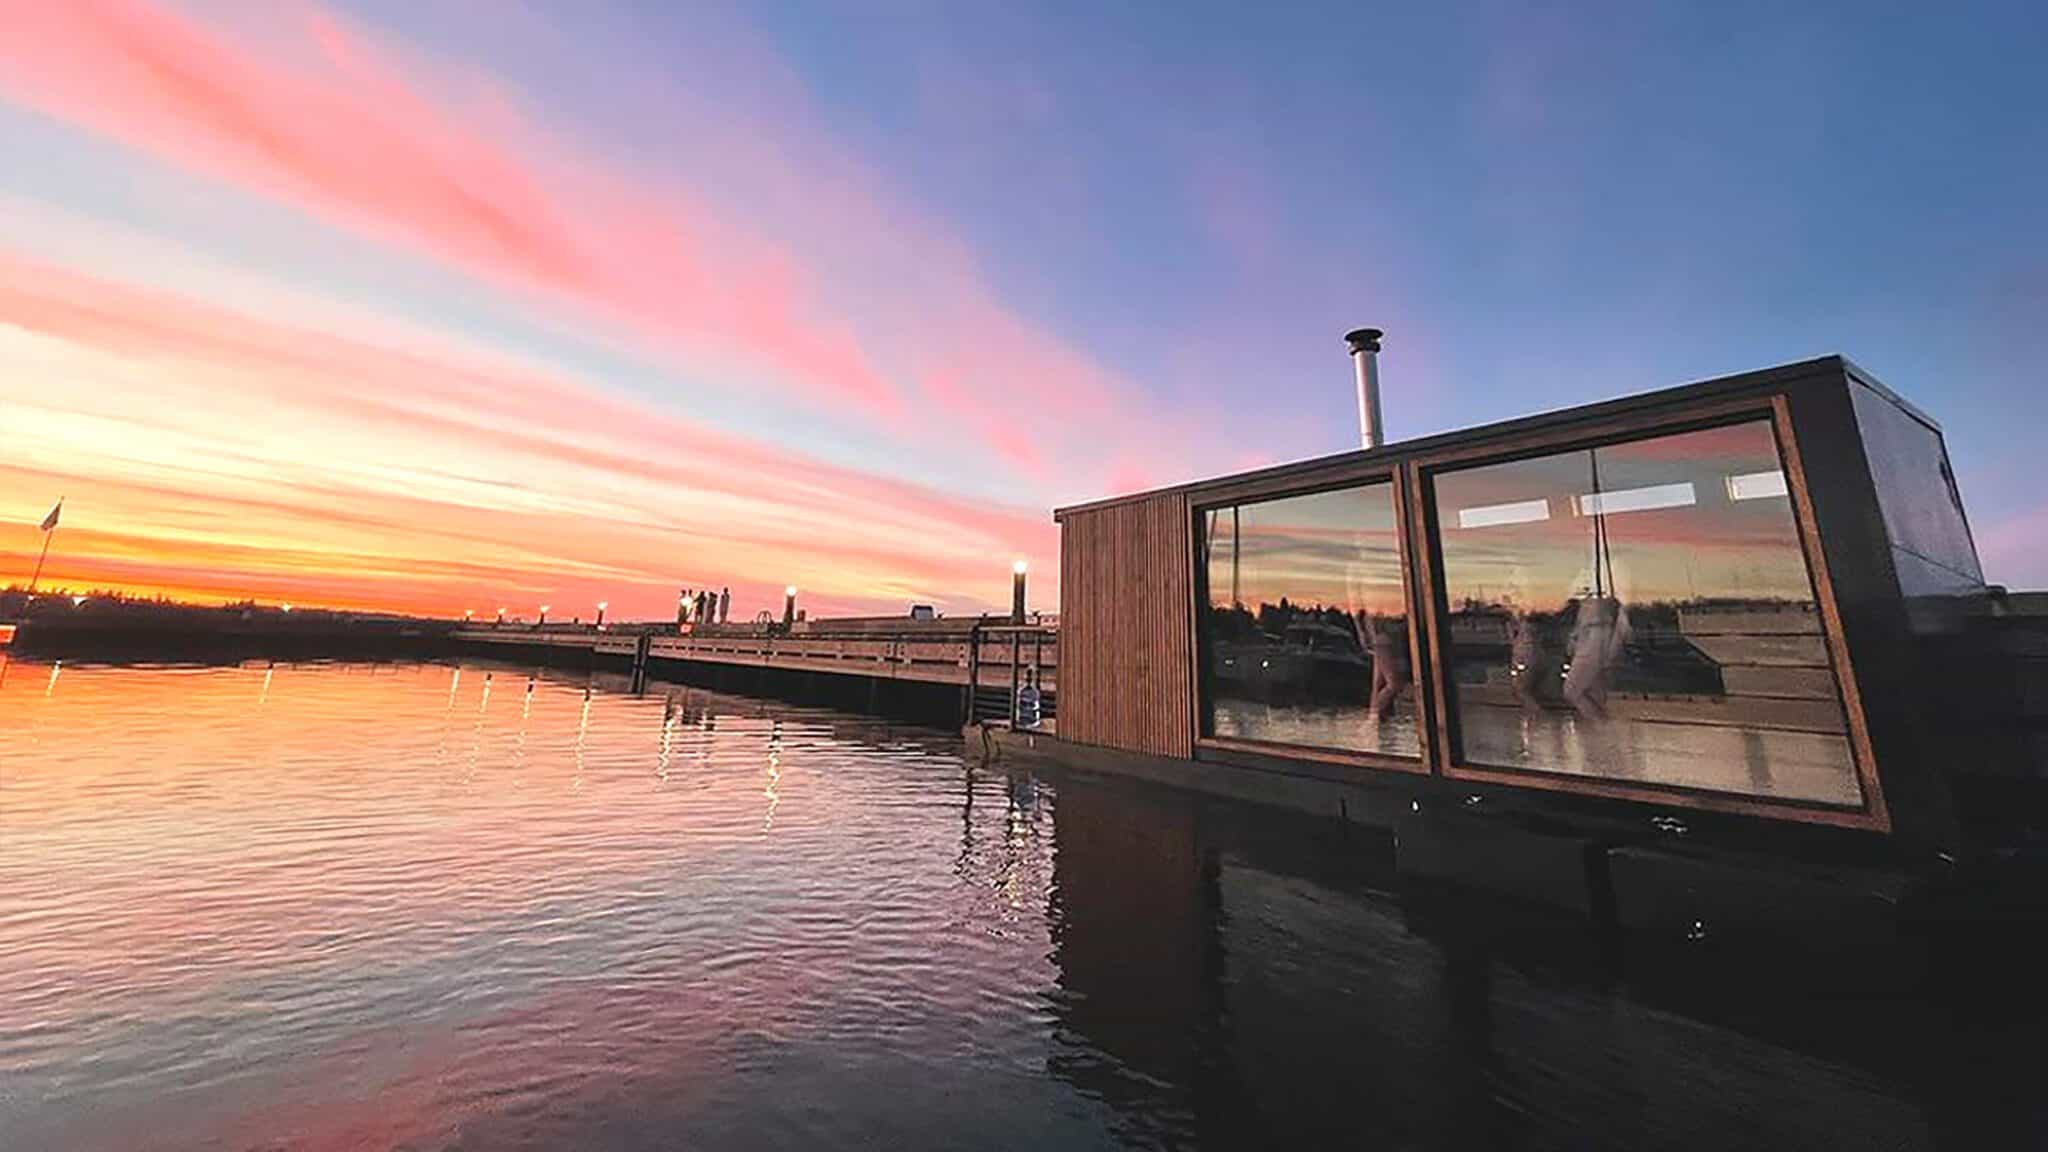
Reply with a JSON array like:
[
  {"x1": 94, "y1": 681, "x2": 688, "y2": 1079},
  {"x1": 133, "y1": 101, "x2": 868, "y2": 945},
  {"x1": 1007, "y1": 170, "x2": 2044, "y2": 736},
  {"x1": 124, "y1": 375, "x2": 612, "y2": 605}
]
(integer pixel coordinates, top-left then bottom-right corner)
[
  {"x1": 981, "y1": 725, "x2": 1980, "y2": 954},
  {"x1": 982, "y1": 724, "x2": 1412, "y2": 828}
]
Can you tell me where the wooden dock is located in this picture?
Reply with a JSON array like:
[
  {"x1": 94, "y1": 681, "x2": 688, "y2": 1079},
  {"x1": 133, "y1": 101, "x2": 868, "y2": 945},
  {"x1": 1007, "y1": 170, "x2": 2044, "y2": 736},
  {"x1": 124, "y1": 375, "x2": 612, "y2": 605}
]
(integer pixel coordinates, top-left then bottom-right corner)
[{"x1": 451, "y1": 618, "x2": 1057, "y2": 723}]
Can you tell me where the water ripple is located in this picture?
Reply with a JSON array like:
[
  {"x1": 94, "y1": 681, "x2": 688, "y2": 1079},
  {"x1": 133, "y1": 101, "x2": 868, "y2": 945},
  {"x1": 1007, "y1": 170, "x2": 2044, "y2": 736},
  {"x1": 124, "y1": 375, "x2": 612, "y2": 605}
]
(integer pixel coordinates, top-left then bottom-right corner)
[{"x1": 0, "y1": 659, "x2": 2014, "y2": 1150}]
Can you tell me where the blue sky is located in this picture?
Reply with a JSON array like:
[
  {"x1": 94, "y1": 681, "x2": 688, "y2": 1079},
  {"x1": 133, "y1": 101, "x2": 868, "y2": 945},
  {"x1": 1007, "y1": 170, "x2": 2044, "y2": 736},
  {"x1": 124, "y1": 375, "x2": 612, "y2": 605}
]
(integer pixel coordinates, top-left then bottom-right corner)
[
  {"x1": 2, "y1": 0, "x2": 2042, "y2": 615},
  {"x1": 750, "y1": 0, "x2": 2048, "y2": 573}
]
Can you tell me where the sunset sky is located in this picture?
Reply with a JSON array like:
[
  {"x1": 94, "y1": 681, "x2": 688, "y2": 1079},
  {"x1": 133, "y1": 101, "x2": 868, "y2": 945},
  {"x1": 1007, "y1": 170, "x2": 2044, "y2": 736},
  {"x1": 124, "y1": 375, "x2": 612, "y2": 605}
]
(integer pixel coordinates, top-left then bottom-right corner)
[{"x1": 3, "y1": 1, "x2": 2044, "y2": 620}]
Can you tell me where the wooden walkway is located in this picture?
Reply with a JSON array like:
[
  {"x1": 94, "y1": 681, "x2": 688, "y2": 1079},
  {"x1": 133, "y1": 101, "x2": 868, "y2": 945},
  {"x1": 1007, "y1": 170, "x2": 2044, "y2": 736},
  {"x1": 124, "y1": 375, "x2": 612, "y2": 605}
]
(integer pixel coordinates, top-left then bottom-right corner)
[{"x1": 451, "y1": 623, "x2": 1058, "y2": 697}]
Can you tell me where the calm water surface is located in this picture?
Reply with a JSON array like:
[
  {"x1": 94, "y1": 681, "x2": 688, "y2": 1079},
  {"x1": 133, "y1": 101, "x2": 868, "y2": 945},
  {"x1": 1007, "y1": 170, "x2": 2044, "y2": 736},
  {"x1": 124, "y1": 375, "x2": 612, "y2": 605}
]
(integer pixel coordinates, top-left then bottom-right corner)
[{"x1": 1, "y1": 659, "x2": 2036, "y2": 1149}]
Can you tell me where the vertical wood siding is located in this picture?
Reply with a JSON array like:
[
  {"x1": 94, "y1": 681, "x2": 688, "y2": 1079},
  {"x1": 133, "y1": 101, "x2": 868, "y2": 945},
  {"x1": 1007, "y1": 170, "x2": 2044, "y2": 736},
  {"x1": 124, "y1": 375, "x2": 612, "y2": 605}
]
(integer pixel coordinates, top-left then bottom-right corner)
[{"x1": 1057, "y1": 492, "x2": 1194, "y2": 758}]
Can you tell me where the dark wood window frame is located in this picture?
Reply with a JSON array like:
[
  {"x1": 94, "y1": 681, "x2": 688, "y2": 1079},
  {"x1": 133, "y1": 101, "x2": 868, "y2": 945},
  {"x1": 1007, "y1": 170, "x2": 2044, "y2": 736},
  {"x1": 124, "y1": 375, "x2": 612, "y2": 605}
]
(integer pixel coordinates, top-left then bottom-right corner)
[
  {"x1": 1405, "y1": 394, "x2": 1891, "y2": 832},
  {"x1": 1187, "y1": 468, "x2": 1433, "y2": 776}
]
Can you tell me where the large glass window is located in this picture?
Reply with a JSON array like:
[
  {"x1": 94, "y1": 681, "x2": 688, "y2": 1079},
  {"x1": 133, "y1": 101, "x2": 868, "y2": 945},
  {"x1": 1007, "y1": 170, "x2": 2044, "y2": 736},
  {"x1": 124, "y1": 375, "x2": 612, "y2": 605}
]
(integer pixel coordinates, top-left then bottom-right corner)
[
  {"x1": 1429, "y1": 420, "x2": 1863, "y2": 806},
  {"x1": 1200, "y1": 481, "x2": 1419, "y2": 759}
]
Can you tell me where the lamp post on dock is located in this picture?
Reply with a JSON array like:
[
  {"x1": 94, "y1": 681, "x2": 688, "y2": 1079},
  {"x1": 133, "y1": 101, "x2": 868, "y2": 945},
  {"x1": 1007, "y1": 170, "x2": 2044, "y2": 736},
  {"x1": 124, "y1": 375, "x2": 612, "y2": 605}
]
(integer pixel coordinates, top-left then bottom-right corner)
[
  {"x1": 1011, "y1": 559, "x2": 1028, "y2": 623},
  {"x1": 537, "y1": 604, "x2": 550, "y2": 628},
  {"x1": 595, "y1": 601, "x2": 608, "y2": 631},
  {"x1": 783, "y1": 586, "x2": 797, "y2": 629},
  {"x1": 495, "y1": 607, "x2": 506, "y2": 628}
]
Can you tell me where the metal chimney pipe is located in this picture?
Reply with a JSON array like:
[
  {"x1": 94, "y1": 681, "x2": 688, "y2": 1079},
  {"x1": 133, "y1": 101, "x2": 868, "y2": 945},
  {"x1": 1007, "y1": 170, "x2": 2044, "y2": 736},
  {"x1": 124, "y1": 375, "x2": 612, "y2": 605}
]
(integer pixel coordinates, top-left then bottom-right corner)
[{"x1": 1345, "y1": 327, "x2": 1385, "y2": 450}]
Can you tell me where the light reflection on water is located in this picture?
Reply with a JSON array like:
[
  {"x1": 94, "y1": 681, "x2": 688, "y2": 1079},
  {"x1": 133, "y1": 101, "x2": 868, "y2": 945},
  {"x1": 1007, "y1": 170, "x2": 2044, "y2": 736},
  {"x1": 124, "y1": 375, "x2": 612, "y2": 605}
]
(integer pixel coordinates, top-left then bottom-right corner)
[{"x1": 0, "y1": 660, "x2": 2030, "y2": 1150}]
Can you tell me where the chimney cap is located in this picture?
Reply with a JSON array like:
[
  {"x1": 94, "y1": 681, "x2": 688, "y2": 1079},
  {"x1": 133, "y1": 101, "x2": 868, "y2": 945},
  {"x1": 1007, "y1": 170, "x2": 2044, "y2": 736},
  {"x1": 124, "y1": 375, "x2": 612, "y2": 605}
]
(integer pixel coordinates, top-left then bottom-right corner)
[{"x1": 1344, "y1": 327, "x2": 1384, "y2": 353}]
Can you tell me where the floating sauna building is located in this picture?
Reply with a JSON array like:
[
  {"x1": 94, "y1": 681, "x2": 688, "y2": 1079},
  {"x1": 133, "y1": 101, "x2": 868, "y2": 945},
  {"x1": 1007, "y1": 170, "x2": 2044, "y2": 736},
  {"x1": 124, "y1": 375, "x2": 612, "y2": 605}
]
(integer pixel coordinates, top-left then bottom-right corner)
[{"x1": 1041, "y1": 354, "x2": 2030, "y2": 877}]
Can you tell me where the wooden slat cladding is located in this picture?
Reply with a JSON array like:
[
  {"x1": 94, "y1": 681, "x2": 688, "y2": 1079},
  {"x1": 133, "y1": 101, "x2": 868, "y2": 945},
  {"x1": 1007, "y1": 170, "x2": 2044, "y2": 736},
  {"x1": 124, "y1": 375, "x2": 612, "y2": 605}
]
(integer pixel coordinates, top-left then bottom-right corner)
[{"x1": 1057, "y1": 493, "x2": 1194, "y2": 758}]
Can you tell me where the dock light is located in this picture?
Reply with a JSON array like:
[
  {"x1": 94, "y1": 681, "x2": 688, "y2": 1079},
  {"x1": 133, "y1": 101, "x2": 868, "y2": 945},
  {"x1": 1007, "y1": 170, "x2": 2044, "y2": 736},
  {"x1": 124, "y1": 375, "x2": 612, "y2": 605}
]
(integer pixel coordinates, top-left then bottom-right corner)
[
  {"x1": 538, "y1": 604, "x2": 550, "y2": 627},
  {"x1": 783, "y1": 586, "x2": 797, "y2": 628},
  {"x1": 280, "y1": 603, "x2": 292, "y2": 613},
  {"x1": 595, "y1": 601, "x2": 608, "y2": 630},
  {"x1": 1011, "y1": 559, "x2": 1028, "y2": 623},
  {"x1": 495, "y1": 607, "x2": 506, "y2": 627}
]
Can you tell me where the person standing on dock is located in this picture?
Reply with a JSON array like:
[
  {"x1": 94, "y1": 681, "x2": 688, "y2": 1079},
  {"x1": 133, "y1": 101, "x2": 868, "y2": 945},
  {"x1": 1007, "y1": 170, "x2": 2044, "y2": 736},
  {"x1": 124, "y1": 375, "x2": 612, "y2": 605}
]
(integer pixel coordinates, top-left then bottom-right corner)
[{"x1": 718, "y1": 587, "x2": 730, "y2": 625}]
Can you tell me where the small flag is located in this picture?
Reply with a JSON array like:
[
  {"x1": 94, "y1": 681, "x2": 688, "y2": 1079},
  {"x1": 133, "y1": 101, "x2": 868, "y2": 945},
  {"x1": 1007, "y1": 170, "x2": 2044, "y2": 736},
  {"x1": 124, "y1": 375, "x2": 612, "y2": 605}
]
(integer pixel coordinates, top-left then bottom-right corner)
[{"x1": 39, "y1": 499, "x2": 61, "y2": 533}]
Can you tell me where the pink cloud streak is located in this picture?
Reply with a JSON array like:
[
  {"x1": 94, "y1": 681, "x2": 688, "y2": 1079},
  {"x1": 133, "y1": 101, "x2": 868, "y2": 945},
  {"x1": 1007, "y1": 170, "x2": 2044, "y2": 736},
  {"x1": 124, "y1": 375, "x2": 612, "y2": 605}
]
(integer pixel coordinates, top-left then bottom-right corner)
[
  {"x1": 0, "y1": 250, "x2": 1055, "y2": 617},
  {"x1": 0, "y1": 0, "x2": 903, "y2": 418},
  {"x1": 0, "y1": 0, "x2": 1224, "y2": 488}
]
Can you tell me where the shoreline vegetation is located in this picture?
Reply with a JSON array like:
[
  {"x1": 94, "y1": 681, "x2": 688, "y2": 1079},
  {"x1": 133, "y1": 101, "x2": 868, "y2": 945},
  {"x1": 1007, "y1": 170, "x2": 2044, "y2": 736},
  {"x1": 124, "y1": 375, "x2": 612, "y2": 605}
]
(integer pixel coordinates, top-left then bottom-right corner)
[{"x1": 1, "y1": 587, "x2": 455, "y2": 661}]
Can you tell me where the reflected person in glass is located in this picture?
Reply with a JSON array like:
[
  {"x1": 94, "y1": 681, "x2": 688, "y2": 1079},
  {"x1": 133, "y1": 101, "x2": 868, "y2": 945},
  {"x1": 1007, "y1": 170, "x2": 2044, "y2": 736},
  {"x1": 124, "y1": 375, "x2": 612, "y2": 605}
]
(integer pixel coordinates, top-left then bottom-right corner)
[{"x1": 1345, "y1": 565, "x2": 1412, "y2": 729}]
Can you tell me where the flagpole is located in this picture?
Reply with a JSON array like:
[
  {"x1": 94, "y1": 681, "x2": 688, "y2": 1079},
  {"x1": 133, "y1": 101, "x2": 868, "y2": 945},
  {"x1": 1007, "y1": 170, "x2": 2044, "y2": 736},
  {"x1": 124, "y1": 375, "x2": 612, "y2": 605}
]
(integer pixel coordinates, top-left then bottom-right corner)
[
  {"x1": 26, "y1": 497, "x2": 61, "y2": 596},
  {"x1": 27, "y1": 530, "x2": 53, "y2": 595}
]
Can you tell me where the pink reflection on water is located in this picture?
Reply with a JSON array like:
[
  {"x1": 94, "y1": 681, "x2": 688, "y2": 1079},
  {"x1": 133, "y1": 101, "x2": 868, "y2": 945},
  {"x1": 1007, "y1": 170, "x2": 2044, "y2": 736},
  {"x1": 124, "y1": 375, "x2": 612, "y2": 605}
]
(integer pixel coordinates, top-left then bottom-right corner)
[{"x1": 0, "y1": 661, "x2": 1050, "y2": 1150}]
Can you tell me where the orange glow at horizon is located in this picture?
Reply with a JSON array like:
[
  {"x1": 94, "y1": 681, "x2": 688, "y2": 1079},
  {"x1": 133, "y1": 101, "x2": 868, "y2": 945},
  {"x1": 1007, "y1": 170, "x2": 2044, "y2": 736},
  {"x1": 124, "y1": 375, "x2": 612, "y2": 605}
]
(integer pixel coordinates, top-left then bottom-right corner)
[
  {"x1": 0, "y1": 249, "x2": 1060, "y2": 621},
  {"x1": 0, "y1": 1, "x2": 1233, "y2": 621}
]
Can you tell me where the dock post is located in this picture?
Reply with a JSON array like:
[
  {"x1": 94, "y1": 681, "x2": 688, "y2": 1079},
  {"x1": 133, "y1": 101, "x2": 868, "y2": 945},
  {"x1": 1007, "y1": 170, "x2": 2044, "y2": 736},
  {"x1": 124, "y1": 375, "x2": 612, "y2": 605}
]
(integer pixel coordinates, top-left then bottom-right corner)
[
  {"x1": 1009, "y1": 630, "x2": 1021, "y2": 727},
  {"x1": 631, "y1": 632, "x2": 652, "y2": 694},
  {"x1": 964, "y1": 622, "x2": 982, "y2": 727}
]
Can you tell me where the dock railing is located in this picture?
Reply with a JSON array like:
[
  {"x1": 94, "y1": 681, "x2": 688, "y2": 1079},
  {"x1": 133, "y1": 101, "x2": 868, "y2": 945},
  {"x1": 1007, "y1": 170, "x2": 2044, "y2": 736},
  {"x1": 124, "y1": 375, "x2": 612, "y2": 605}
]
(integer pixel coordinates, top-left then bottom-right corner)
[
  {"x1": 966, "y1": 621, "x2": 1057, "y2": 731},
  {"x1": 453, "y1": 614, "x2": 1058, "y2": 725}
]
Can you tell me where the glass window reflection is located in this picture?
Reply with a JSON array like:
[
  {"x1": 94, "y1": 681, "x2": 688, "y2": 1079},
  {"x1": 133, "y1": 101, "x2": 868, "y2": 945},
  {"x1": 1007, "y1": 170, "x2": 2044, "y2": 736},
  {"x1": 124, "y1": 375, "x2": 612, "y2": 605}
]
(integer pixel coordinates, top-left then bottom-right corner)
[
  {"x1": 1429, "y1": 420, "x2": 1864, "y2": 807},
  {"x1": 1201, "y1": 482, "x2": 1419, "y2": 759}
]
